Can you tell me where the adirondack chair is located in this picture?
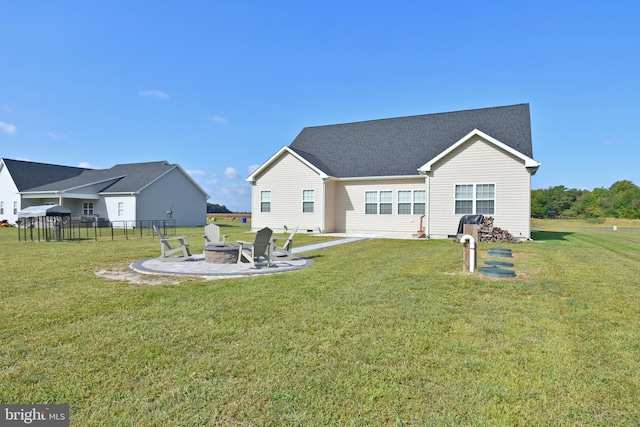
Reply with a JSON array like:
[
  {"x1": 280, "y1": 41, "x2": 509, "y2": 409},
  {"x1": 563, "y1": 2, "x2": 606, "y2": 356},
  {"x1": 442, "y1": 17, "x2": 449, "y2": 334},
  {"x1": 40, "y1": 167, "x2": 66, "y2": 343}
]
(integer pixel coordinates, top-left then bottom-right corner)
[
  {"x1": 270, "y1": 226, "x2": 298, "y2": 260},
  {"x1": 203, "y1": 223, "x2": 227, "y2": 247},
  {"x1": 237, "y1": 227, "x2": 273, "y2": 268},
  {"x1": 153, "y1": 225, "x2": 192, "y2": 261}
]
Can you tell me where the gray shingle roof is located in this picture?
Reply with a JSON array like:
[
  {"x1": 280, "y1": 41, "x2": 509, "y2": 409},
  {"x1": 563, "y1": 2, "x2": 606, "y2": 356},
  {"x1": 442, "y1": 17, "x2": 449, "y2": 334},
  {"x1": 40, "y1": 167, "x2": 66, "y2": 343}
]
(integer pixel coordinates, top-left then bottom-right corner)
[
  {"x1": 24, "y1": 161, "x2": 175, "y2": 193},
  {"x1": 288, "y1": 104, "x2": 533, "y2": 178},
  {"x1": 2, "y1": 159, "x2": 88, "y2": 191}
]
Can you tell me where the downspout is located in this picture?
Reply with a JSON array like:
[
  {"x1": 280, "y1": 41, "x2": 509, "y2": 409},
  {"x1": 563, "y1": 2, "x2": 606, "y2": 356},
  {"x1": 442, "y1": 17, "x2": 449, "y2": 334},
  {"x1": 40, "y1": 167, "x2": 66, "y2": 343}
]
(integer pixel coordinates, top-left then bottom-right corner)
[
  {"x1": 426, "y1": 174, "x2": 430, "y2": 238},
  {"x1": 321, "y1": 179, "x2": 326, "y2": 233},
  {"x1": 418, "y1": 171, "x2": 430, "y2": 238}
]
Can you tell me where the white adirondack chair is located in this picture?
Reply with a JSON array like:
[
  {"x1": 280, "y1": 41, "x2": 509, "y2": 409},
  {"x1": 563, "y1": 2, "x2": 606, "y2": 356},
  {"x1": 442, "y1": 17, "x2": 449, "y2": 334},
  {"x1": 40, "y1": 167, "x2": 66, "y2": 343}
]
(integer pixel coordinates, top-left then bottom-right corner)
[
  {"x1": 153, "y1": 225, "x2": 192, "y2": 261},
  {"x1": 237, "y1": 227, "x2": 273, "y2": 268}
]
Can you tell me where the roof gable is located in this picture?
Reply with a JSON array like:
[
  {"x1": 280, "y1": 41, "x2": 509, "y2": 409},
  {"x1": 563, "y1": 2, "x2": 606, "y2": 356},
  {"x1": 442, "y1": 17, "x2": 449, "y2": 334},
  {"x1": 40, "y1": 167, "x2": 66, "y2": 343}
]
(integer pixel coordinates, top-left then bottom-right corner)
[
  {"x1": 419, "y1": 129, "x2": 540, "y2": 173},
  {"x1": 287, "y1": 104, "x2": 534, "y2": 178},
  {"x1": 247, "y1": 146, "x2": 328, "y2": 183}
]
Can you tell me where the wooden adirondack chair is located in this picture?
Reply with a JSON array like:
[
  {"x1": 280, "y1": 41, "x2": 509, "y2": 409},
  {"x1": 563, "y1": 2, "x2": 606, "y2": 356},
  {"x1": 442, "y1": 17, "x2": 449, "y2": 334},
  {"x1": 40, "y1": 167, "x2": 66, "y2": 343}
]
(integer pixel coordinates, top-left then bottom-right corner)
[
  {"x1": 153, "y1": 225, "x2": 192, "y2": 261},
  {"x1": 270, "y1": 226, "x2": 298, "y2": 260},
  {"x1": 237, "y1": 227, "x2": 273, "y2": 268},
  {"x1": 203, "y1": 223, "x2": 227, "y2": 247}
]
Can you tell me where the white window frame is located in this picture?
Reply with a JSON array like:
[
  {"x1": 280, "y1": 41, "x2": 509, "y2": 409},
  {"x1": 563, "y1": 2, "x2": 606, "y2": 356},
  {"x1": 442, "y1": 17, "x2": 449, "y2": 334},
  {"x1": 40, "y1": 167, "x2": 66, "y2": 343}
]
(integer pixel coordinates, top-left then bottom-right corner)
[
  {"x1": 0, "y1": 201, "x2": 3, "y2": 215},
  {"x1": 260, "y1": 190, "x2": 271, "y2": 213},
  {"x1": 83, "y1": 202, "x2": 94, "y2": 215},
  {"x1": 13, "y1": 201, "x2": 18, "y2": 215},
  {"x1": 364, "y1": 190, "x2": 393, "y2": 215},
  {"x1": 117, "y1": 202, "x2": 124, "y2": 217},
  {"x1": 454, "y1": 183, "x2": 495, "y2": 215},
  {"x1": 398, "y1": 190, "x2": 425, "y2": 215},
  {"x1": 302, "y1": 189, "x2": 315, "y2": 213}
]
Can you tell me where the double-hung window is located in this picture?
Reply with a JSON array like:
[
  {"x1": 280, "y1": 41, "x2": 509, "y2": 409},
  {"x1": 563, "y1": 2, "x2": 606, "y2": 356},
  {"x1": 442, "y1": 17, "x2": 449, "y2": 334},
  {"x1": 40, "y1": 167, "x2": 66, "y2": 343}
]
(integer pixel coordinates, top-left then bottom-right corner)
[
  {"x1": 455, "y1": 184, "x2": 495, "y2": 215},
  {"x1": 365, "y1": 191, "x2": 393, "y2": 215},
  {"x1": 398, "y1": 190, "x2": 425, "y2": 215},
  {"x1": 365, "y1": 191, "x2": 378, "y2": 214},
  {"x1": 302, "y1": 190, "x2": 315, "y2": 213},
  {"x1": 117, "y1": 202, "x2": 124, "y2": 216},
  {"x1": 13, "y1": 201, "x2": 18, "y2": 215},
  {"x1": 0, "y1": 201, "x2": 3, "y2": 215},
  {"x1": 260, "y1": 191, "x2": 271, "y2": 213}
]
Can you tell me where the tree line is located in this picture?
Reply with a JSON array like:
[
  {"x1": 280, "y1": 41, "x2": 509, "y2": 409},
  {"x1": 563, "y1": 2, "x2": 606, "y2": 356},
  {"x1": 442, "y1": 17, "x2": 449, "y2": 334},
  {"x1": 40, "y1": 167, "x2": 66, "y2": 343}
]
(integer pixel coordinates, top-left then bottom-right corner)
[{"x1": 532, "y1": 180, "x2": 640, "y2": 219}]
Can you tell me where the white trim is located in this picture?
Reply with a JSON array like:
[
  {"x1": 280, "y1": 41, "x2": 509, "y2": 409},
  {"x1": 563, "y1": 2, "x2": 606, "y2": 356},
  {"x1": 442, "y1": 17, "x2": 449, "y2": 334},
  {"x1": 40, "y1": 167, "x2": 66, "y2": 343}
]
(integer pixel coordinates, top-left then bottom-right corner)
[
  {"x1": 302, "y1": 189, "x2": 315, "y2": 213},
  {"x1": 418, "y1": 129, "x2": 540, "y2": 173},
  {"x1": 247, "y1": 146, "x2": 329, "y2": 183},
  {"x1": 260, "y1": 189, "x2": 272, "y2": 213},
  {"x1": 22, "y1": 192, "x2": 100, "y2": 200},
  {"x1": 329, "y1": 174, "x2": 421, "y2": 182},
  {"x1": 453, "y1": 182, "x2": 496, "y2": 216}
]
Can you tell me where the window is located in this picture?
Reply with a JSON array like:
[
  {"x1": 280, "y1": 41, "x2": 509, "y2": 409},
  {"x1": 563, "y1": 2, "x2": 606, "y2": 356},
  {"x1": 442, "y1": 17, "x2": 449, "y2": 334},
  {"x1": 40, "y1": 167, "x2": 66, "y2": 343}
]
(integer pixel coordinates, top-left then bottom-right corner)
[
  {"x1": 455, "y1": 185, "x2": 473, "y2": 214},
  {"x1": 475, "y1": 184, "x2": 495, "y2": 215},
  {"x1": 260, "y1": 191, "x2": 271, "y2": 213},
  {"x1": 365, "y1": 191, "x2": 378, "y2": 214},
  {"x1": 398, "y1": 190, "x2": 425, "y2": 215},
  {"x1": 365, "y1": 191, "x2": 393, "y2": 215},
  {"x1": 83, "y1": 202, "x2": 94, "y2": 215},
  {"x1": 13, "y1": 201, "x2": 18, "y2": 215},
  {"x1": 302, "y1": 190, "x2": 315, "y2": 213},
  {"x1": 455, "y1": 184, "x2": 495, "y2": 215},
  {"x1": 0, "y1": 202, "x2": 3, "y2": 215},
  {"x1": 413, "y1": 190, "x2": 426, "y2": 215},
  {"x1": 117, "y1": 202, "x2": 124, "y2": 216}
]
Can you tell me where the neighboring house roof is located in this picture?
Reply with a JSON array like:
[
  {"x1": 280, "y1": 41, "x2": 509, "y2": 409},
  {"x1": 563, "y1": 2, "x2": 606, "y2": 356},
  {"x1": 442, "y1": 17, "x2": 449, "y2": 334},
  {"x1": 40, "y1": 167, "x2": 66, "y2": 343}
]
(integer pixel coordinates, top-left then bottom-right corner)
[
  {"x1": 21, "y1": 161, "x2": 208, "y2": 197},
  {"x1": 280, "y1": 103, "x2": 533, "y2": 179},
  {"x1": 1, "y1": 158, "x2": 88, "y2": 191}
]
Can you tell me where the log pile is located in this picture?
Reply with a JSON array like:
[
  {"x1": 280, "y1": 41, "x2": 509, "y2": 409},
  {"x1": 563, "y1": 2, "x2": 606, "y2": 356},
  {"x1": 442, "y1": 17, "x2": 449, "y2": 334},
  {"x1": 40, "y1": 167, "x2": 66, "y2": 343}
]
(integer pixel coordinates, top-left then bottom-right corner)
[{"x1": 478, "y1": 216, "x2": 521, "y2": 243}]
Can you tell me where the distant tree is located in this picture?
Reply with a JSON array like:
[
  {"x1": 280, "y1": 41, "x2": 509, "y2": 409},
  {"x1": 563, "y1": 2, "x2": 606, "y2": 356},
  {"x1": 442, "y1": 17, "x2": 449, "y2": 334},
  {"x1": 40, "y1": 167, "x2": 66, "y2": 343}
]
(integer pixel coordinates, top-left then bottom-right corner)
[
  {"x1": 531, "y1": 185, "x2": 582, "y2": 218},
  {"x1": 610, "y1": 180, "x2": 640, "y2": 219},
  {"x1": 207, "y1": 203, "x2": 232, "y2": 213},
  {"x1": 532, "y1": 180, "x2": 640, "y2": 219}
]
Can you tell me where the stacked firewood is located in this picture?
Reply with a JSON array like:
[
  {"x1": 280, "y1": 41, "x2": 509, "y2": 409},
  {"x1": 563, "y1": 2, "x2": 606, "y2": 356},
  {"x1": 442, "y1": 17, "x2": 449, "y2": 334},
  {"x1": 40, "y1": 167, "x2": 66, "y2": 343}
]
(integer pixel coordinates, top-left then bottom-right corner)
[{"x1": 478, "y1": 216, "x2": 521, "y2": 243}]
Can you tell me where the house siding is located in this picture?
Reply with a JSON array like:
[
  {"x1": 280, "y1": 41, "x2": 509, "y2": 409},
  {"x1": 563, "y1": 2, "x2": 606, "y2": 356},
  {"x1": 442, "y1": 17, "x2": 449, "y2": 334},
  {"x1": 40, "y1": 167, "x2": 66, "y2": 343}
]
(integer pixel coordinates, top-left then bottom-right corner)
[
  {"x1": 332, "y1": 178, "x2": 427, "y2": 234},
  {"x1": 251, "y1": 152, "x2": 324, "y2": 232},
  {"x1": 136, "y1": 168, "x2": 207, "y2": 227},
  {"x1": 428, "y1": 137, "x2": 532, "y2": 239},
  {"x1": 104, "y1": 196, "x2": 136, "y2": 226},
  {"x1": 0, "y1": 164, "x2": 20, "y2": 223}
]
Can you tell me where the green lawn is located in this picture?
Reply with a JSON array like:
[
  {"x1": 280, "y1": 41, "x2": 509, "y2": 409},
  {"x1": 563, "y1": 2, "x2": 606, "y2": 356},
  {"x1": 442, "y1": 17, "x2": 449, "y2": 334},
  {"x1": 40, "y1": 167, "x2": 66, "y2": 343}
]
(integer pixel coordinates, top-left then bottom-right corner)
[{"x1": 1, "y1": 219, "x2": 639, "y2": 426}]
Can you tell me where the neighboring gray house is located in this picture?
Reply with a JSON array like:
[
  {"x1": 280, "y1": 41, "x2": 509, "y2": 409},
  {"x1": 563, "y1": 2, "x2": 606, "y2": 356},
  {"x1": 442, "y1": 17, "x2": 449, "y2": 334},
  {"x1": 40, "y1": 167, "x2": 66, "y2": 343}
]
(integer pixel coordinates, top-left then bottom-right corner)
[
  {"x1": 247, "y1": 104, "x2": 540, "y2": 239},
  {"x1": 0, "y1": 159, "x2": 208, "y2": 226}
]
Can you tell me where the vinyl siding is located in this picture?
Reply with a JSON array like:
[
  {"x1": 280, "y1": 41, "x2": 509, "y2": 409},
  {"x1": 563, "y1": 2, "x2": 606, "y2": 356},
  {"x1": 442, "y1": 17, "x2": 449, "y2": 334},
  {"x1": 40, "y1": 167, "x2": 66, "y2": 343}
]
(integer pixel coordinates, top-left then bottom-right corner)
[
  {"x1": 428, "y1": 137, "x2": 532, "y2": 239},
  {"x1": 251, "y1": 152, "x2": 324, "y2": 232},
  {"x1": 104, "y1": 195, "x2": 136, "y2": 226},
  {"x1": 332, "y1": 178, "x2": 427, "y2": 234},
  {"x1": 0, "y1": 164, "x2": 20, "y2": 223},
  {"x1": 136, "y1": 168, "x2": 207, "y2": 226}
]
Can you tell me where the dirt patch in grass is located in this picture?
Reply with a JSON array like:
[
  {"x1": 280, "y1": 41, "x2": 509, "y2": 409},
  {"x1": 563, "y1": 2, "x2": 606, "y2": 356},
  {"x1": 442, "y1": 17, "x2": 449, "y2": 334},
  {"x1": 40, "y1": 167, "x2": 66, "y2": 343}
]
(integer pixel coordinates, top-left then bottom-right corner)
[{"x1": 95, "y1": 267, "x2": 187, "y2": 285}]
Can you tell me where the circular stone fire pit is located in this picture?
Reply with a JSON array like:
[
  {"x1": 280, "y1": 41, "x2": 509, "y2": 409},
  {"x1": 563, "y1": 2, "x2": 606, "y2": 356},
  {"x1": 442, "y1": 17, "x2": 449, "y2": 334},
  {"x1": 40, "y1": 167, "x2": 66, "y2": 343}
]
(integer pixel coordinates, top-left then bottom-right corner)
[{"x1": 204, "y1": 245, "x2": 239, "y2": 264}]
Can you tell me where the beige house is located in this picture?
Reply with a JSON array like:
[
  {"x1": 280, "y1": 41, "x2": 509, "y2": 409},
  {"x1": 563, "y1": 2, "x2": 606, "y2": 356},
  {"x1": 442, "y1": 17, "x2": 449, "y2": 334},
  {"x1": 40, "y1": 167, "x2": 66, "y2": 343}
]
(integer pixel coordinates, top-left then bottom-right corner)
[{"x1": 247, "y1": 104, "x2": 540, "y2": 239}]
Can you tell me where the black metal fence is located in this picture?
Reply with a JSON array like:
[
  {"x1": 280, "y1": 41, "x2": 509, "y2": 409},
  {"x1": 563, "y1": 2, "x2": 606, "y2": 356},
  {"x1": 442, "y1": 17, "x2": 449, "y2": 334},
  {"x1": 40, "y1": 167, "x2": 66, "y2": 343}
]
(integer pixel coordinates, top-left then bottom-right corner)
[{"x1": 17, "y1": 217, "x2": 178, "y2": 242}]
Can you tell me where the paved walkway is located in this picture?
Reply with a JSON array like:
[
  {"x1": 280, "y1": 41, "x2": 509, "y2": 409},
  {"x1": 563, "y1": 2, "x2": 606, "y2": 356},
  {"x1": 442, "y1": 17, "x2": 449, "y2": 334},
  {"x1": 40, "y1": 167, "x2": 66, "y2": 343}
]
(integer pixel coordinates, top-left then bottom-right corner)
[{"x1": 130, "y1": 235, "x2": 371, "y2": 278}]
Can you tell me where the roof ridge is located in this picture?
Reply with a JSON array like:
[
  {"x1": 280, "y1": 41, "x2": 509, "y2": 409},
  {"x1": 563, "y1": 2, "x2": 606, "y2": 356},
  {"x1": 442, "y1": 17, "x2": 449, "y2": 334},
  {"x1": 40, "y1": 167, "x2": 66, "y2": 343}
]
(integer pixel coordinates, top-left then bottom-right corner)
[{"x1": 301, "y1": 103, "x2": 529, "y2": 130}]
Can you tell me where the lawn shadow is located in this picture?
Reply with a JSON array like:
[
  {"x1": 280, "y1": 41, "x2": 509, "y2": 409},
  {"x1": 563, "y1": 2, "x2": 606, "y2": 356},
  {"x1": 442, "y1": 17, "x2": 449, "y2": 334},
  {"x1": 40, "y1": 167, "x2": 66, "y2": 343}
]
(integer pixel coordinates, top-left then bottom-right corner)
[{"x1": 531, "y1": 230, "x2": 573, "y2": 241}]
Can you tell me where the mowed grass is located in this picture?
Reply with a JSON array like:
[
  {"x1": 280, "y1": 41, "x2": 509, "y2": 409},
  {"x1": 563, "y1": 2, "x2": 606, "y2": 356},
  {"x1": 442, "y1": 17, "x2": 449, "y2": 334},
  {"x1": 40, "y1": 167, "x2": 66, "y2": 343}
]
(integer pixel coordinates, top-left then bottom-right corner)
[{"x1": 1, "y1": 219, "x2": 639, "y2": 426}]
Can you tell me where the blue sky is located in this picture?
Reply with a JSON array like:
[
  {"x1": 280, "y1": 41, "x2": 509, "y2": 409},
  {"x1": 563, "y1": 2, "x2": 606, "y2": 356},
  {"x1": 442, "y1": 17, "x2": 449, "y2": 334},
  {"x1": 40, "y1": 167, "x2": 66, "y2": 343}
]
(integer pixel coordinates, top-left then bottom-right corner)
[{"x1": 1, "y1": 1, "x2": 638, "y2": 212}]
